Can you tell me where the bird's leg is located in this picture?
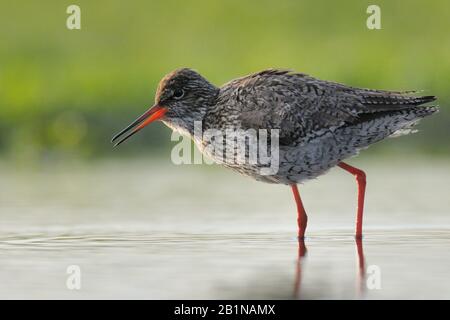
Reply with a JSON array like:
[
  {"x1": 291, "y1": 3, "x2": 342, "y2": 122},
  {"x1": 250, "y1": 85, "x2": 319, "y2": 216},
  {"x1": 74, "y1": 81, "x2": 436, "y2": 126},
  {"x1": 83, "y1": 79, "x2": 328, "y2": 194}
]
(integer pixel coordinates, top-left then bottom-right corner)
[
  {"x1": 291, "y1": 184, "x2": 308, "y2": 239},
  {"x1": 338, "y1": 162, "x2": 366, "y2": 239}
]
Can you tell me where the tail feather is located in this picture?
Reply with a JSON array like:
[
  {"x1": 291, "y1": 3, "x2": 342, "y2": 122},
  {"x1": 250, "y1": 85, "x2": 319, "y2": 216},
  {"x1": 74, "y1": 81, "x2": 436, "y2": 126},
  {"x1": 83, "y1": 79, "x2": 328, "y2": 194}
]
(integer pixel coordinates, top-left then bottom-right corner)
[
  {"x1": 359, "y1": 94, "x2": 437, "y2": 113},
  {"x1": 339, "y1": 106, "x2": 439, "y2": 150}
]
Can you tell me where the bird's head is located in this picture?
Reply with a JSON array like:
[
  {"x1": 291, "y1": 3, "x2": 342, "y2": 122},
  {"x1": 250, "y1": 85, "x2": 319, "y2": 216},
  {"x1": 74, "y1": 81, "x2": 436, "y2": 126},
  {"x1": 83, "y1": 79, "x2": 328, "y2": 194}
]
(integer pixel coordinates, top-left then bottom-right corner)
[{"x1": 112, "y1": 68, "x2": 218, "y2": 146}]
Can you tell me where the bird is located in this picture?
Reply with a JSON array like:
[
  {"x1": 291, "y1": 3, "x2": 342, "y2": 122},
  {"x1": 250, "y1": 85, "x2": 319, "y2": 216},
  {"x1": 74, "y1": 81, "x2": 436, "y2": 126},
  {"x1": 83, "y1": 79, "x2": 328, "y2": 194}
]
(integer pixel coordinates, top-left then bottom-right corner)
[{"x1": 111, "y1": 68, "x2": 438, "y2": 239}]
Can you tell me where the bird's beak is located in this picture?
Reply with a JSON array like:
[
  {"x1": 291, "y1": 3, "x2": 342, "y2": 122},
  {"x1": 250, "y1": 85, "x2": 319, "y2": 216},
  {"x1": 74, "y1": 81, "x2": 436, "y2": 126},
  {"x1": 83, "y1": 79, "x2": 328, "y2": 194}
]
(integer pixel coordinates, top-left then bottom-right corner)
[{"x1": 111, "y1": 105, "x2": 168, "y2": 147}]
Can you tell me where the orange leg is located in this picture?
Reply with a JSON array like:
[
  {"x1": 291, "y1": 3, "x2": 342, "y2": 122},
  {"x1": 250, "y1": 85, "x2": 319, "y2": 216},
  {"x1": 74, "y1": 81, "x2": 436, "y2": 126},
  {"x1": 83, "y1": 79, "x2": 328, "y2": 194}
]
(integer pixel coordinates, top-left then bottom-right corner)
[
  {"x1": 338, "y1": 162, "x2": 366, "y2": 239},
  {"x1": 291, "y1": 184, "x2": 308, "y2": 239}
]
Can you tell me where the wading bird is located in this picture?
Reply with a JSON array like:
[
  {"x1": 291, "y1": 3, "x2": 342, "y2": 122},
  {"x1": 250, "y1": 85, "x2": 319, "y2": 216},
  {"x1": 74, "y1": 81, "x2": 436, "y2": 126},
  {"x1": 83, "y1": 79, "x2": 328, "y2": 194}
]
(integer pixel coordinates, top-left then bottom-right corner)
[{"x1": 112, "y1": 68, "x2": 438, "y2": 239}]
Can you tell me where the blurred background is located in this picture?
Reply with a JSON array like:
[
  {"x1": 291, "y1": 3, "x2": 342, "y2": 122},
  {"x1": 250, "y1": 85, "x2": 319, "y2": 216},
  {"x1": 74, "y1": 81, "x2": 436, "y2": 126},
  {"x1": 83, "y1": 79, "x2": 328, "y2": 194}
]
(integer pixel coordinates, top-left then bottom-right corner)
[
  {"x1": 0, "y1": 0, "x2": 449, "y2": 299},
  {"x1": 0, "y1": 0, "x2": 449, "y2": 163}
]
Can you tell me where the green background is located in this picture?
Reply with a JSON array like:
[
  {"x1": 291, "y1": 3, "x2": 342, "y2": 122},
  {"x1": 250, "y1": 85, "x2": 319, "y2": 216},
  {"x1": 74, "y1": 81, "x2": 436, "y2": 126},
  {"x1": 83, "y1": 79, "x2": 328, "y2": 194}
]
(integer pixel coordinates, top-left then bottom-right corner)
[{"x1": 1, "y1": 0, "x2": 448, "y2": 163}]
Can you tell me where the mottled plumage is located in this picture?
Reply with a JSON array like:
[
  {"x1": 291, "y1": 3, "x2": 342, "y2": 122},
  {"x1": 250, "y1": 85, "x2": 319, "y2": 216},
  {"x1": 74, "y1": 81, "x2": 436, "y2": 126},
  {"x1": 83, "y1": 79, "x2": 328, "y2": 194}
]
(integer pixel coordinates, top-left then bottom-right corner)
[
  {"x1": 112, "y1": 68, "x2": 439, "y2": 238},
  {"x1": 152, "y1": 68, "x2": 437, "y2": 184}
]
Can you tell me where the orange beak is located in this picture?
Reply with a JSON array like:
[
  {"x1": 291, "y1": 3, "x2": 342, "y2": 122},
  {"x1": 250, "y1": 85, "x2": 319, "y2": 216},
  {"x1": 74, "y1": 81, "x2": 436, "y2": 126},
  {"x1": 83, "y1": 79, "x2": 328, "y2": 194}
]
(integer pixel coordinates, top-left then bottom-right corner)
[{"x1": 111, "y1": 105, "x2": 168, "y2": 147}]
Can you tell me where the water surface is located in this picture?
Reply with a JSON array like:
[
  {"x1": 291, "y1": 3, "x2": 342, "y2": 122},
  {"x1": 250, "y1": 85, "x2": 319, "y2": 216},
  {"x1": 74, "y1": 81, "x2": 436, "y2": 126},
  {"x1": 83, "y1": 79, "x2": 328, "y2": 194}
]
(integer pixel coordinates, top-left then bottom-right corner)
[{"x1": 1, "y1": 159, "x2": 449, "y2": 299}]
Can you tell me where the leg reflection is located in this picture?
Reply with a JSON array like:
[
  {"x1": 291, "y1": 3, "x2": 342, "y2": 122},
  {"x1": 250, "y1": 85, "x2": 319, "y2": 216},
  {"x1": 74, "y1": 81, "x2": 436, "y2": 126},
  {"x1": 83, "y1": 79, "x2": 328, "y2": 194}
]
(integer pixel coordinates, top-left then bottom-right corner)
[
  {"x1": 293, "y1": 238, "x2": 366, "y2": 299},
  {"x1": 355, "y1": 238, "x2": 366, "y2": 297},
  {"x1": 293, "y1": 238, "x2": 307, "y2": 299}
]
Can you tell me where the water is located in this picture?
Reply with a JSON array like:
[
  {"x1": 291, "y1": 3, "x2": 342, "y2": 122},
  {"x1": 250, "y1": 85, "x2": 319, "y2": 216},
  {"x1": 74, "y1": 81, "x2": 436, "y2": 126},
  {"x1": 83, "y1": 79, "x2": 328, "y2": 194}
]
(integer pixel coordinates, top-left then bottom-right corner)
[{"x1": 1, "y1": 158, "x2": 449, "y2": 299}]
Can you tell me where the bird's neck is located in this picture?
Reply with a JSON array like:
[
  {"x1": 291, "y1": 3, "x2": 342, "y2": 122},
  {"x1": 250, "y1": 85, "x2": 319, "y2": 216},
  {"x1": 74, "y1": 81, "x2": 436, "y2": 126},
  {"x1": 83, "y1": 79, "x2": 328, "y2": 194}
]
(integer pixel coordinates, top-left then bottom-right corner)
[{"x1": 162, "y1": 113, "x2": 205, "y2": 137}]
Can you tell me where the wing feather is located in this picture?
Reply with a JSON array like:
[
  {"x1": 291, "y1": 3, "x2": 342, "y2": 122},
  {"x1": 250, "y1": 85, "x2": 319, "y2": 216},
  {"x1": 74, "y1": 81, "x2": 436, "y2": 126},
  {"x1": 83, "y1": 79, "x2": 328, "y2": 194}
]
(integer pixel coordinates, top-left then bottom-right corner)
[{"x1": 217, "y1": 69, "x2": 436, "y2": 145}]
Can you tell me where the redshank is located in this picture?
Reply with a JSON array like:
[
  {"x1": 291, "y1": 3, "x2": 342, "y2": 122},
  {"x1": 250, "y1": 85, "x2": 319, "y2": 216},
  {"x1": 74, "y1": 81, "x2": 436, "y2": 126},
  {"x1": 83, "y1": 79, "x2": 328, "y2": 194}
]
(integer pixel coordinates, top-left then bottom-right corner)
[{"x1": 112, "y1": 68, "x2": 438, "y2": 239}]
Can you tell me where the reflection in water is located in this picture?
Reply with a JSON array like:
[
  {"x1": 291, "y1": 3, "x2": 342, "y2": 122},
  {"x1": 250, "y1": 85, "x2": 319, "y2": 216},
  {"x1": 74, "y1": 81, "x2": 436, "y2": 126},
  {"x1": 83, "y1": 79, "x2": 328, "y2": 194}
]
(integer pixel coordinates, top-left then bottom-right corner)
[
  {"x1": 293, "y1": 239, "x2": 307, "y2": 299},
  {"x1": 293, "y1": 238, "x2": 366, "y2": 299},
  {"x1": 355, "y1": 239, "x2": 366, "y2": 297},
  {"x1": 1, "y1": 230, "x2": 450, "y2": 298}
]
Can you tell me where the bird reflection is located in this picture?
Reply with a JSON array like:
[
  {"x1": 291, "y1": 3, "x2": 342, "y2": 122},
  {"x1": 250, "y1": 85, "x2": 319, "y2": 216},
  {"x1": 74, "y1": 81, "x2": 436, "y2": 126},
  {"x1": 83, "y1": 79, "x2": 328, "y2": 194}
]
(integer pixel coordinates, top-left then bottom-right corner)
[
  {"x1": 293, "y1": 239, "x2": 307, "y2": 299},
  {"x1": 355, "y1": 238, "x2": 366, "y2": 297},
  {"x1": 293, "y1": 238, "x2": 366, "y2": 299}
]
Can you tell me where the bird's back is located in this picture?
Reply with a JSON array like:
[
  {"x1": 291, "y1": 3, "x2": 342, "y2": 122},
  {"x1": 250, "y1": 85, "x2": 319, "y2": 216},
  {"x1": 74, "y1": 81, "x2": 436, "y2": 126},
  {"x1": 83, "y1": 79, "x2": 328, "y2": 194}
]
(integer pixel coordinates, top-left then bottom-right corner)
[
  {"x1": 207, "y1": 69, "x2": 437, "y2": 140},
  {"x1": 201, "y1": 69, "x2": 438, "y2": 184}
]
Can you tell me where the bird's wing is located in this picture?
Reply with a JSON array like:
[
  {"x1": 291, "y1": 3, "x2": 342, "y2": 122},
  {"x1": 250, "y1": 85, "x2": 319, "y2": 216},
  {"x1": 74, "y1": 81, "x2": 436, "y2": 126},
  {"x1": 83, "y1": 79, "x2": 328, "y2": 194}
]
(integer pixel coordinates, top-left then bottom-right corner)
[{"x1": 222, "y1": 69, "x2": 435, "y2": 145}]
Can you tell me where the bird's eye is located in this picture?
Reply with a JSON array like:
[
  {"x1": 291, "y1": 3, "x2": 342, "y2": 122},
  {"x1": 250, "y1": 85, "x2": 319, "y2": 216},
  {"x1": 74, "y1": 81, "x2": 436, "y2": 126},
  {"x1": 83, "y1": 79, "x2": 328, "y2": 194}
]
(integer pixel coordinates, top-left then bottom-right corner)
[{"x1": 173, "y1": 89, "x2": 184, "y2": 99}]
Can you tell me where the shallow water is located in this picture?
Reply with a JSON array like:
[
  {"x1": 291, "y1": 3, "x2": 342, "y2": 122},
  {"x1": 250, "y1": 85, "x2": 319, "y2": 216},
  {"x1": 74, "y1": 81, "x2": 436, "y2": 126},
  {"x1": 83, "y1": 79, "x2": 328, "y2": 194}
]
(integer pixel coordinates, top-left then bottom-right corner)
[{"x1": 0, "y1": 158, "x2": 449, "y2": 299}]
